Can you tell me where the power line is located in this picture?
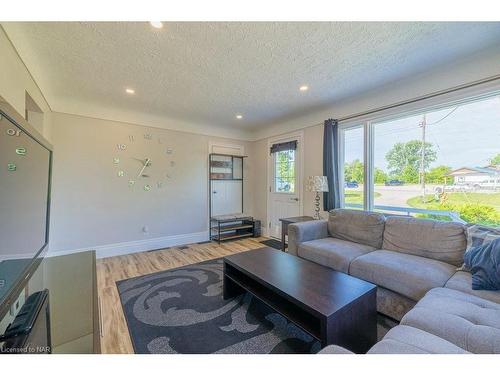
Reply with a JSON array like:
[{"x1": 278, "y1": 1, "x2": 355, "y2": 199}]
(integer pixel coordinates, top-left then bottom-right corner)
[{"x1": 426, "y1": 106, "x2": 459, "y2": 125}]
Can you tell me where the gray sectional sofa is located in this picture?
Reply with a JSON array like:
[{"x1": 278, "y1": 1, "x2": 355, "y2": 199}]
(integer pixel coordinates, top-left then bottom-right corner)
[{"x1": 287, "y1": 209, "x2": 500, "y2": 354}]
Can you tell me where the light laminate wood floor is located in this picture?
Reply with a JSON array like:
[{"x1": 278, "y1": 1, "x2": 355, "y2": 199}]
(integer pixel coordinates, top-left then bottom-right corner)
[{"x1": 96, "y1": 237, "x2": 269, "y2": 354}]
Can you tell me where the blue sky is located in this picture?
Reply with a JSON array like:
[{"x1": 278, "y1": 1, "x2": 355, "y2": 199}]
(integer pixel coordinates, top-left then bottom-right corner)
[{"x1": 344, "y1": 95, "x2": 500, "y2": 172}]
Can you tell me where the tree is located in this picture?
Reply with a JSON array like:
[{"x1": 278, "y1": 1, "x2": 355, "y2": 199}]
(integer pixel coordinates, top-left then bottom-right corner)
[
  {"x1": 277, "y1": 151, "x2": 295, "y2": 190},
  {"x1": 385, "y1": 140, "x2": 437, "y2": 183},
  {"x1": 426, "y1": 165, "x2": 452, "y2": 184},
  {"x1": 374, "y1": 168, "x2": 388, "y2": 184},
  {"x1": 491, "y1": 153, "x2": 500, "y2": 167},
  {"x1": 400, "y1": 164, "x2": 420, "y2": 184},
  {"x1": 344, "y1": 159, "x2": 364, "y2": 183}
]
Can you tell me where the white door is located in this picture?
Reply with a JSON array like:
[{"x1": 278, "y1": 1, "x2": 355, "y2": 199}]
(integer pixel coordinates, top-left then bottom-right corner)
[{"x1": 268, "y1": 136, "x2": 302, "y2": 239}]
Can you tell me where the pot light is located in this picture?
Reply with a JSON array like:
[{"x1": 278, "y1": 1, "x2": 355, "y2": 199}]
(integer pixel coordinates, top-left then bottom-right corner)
[
  {"x1": 236, "y1": 114, "x2": 243, "y2": 119},
  {"x1": 299, "y1": 85, "x2": 309, "y2": 91},
  {"x1": 150, "y1": 21, "x2": 163, "y2": 29},
  {"x1": 125, "y1": 88, "x2": 135, "y2": 95}
]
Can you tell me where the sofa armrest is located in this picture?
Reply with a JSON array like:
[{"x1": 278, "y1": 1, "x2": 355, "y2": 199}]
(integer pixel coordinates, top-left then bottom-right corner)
[
  {"x1": 318, "y1": 345, "x2": 354, "y2": 354},
  {"x1": 287, "y1": 220, "x2": 328, "y2": 256}
]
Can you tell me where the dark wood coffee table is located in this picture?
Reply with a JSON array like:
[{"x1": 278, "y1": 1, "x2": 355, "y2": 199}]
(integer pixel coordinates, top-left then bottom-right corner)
[{"x1": 223, "y1": 247, "x2": 377, "y2": 353}]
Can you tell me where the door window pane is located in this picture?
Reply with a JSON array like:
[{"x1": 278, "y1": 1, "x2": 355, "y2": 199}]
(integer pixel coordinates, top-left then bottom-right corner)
[
  {"x1": 343, "y1": 127, "x2": 364, "y2": 208},
  {"x1": 274, "y1": 149, "x2": 295, "y2": 193},
  {"x1": 373, "y1": 95, "x2": 500, "y2": 226}
]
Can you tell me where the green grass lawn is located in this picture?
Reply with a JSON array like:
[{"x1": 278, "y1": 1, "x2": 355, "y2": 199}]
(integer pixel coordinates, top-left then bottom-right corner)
[
  {"x1": 345, "y1": 191, "x2": 381, "y2": 204},
  {"x1": 407, "y1": 192, "x2": 500, "y2": 225},
  {"x1": 408, "y1": 192, "x2": 500, "y2": 210}
]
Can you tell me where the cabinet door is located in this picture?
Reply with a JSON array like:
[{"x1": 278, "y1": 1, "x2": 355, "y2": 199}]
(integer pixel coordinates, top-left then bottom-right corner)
[{"x1": 211, "y1": 180, "x2": 243, "y2": 216}]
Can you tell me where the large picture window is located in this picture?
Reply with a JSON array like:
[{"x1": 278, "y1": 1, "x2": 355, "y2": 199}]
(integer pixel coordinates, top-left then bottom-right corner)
[
  {"x1": 342, "y1": 126, "x2": 364, "y2": 208},
  {"x1": 341, "y1": 93, "x2": 500, "y2": 227}
]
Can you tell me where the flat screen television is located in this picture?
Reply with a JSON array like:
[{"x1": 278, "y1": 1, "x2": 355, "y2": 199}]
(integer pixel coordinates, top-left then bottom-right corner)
[{"x1": 0, "y1": 101, "x2": 52, "y2": 318}]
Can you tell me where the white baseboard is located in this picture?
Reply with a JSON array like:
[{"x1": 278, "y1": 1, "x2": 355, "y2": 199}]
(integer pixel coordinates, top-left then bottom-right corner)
[
  {"x1": 262, "y1": 227, "x2": 270, "y2": 238},
  {"x1": 47, "y1": 231, "x2": 210, "y2": 259}
]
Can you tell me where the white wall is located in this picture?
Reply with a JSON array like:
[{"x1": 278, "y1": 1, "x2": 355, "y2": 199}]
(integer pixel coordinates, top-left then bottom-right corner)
[
  {"x1": 0, "y1": 26, "x2": 50, "y2": 140},
  {"x1": 48, "y1": 112, "x2": 254, "y2": 257}
]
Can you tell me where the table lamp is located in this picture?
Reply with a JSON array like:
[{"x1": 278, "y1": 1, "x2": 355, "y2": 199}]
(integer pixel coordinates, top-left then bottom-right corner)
[{"x1": 306, "y1": 176, "x2": 329, "y2": 220}]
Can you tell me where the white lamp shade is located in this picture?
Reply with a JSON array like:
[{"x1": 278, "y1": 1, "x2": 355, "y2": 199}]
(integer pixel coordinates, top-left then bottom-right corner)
[{"x1": 306, "y1": 176, "x2": 329, "y2": 192}]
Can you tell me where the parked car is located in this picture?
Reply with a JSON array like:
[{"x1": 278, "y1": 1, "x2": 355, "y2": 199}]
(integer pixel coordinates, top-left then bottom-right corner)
[
  {"x1": 472, "y1": 179, "x2": 500, "y2": 190},
  {"x1": 385, "y1": 179, "x2": 404, "y2": 186},
  {"x1": 344, "y1": 181, "x2": 359, "y2": 188}
]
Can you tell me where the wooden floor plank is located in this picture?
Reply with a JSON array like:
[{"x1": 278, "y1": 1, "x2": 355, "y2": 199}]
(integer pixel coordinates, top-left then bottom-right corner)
[{"x1": 97, "y1": 237, "x2": 269, "y2": 354}]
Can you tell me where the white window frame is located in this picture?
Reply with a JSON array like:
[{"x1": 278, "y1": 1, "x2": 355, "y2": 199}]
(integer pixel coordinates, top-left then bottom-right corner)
[{"x1": 339, "y1": 84, "x2": 500, "y2": 211}]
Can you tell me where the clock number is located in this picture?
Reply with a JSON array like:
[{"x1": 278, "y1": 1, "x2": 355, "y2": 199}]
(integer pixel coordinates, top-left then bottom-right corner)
[
  {"x1": 128, "y1": 180, "x2": 135, "y2": 187},
  {"x1": 117, "y1": 170, "x2": 125, "y2": 177},
  {"x1": 6, "y1": 129, "x2": 21, "y2": 137},
  {"x1": 113, "y1": 157, "x2": 120, "y2": 164},
  {"x1": 117, "y1": 143, "x2": 126, "y2": 150},
  {"x1": 144, "y1": 134, "x2": 152, "y2": 140},
  {"x1": 144, "y1": 184, "x2": 151, "y2": 191},
  {"x1": 16, "y1": 147, "x2": 27, "y2": 156},
  {"x1": 166, "y1": 148, "x2": 173, "y2": 155},
  {"x1": 129, "y1": 135, "x2": 134, "y2": 142},
  {"x1": 7, "y1": 163, "x2": 16, "y2": 172},
  {"x1": 157, "y1": 181, "x2": 163, "y2": 188}
]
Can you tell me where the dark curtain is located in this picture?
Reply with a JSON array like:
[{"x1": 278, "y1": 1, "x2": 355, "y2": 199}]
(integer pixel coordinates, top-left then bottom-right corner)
[
  {"x1": 323, "y1": 118, "x2": 340, "y2": 211},
  {"x1": 270, "y1": 140, "x2": 297, "y2": 154}
]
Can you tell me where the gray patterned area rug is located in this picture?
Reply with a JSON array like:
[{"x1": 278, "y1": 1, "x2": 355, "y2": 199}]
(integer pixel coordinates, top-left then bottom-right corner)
[{"x1": 117, "y1": 258, "x2": 396, "y2": 354}]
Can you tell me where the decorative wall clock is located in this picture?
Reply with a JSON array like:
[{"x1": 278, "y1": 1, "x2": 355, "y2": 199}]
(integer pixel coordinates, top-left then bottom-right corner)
[{"x1": 112, "y1": 132, "x2": 175, "y2": 191}]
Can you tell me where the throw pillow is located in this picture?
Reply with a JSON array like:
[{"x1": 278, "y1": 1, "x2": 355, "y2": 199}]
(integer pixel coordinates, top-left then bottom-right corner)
[
  {"x1": 461, "y1": 225, "x2": 500, "y2": 271},
  {"x1": 463, "y1": 237, "x2": 500, "y2": 290}
]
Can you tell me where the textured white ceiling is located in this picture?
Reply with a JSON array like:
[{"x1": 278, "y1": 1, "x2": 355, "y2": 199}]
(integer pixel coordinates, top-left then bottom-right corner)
[{"x1": 4, "y1": 22, "x2": 500, "y2": 133}]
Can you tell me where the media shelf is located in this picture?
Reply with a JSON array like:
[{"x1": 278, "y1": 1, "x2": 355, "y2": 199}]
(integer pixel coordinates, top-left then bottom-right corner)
[{"x1": 210, "y1": 215, "x2": 256, "y2": 244}]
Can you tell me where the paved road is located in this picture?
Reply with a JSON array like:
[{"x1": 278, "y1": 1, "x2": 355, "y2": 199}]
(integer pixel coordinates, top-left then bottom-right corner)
[{"x1": 348, "y1": 185, "x2": 439, "y2": 208}]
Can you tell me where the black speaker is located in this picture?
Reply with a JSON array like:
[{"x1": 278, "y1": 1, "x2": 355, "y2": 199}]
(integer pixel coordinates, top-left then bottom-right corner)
[{"x1": 253, "y1": 220, "x2": 261, "y2": 237}]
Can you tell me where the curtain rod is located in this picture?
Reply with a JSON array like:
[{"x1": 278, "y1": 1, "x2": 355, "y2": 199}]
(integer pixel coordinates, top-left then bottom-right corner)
[{"x1": 333, "y1": 74, "x2": 500, "y2": 123}]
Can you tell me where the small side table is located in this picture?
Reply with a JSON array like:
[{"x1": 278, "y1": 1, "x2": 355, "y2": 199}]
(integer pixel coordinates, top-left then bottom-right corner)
[{"x1": 279, "y1": 216, "x2": 315, "y2": 252}]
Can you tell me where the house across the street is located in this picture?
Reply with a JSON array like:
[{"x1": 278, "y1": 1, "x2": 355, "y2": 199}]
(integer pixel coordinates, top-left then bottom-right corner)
[{"x1": 447, "y1": 166, "x2": 500, "y2": 189}]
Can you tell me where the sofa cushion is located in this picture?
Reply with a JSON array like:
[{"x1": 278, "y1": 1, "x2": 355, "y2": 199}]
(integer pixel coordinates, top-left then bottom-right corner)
[
  {"x1": 318, "y1": 345, "x2": 354, "y2": 354},
  {"x1": 328, "y1": 209, "x2": 385, "y2": 248},
  {"x1": 297, "y1": 237, "x2": 376, "y2": 273},
  {"x1": 445, "y1": 271, "x2": 500, "y2": 304},
  {"x1": 367, "y1": 325, "x2": 468, "y2": 354},
  {"x1": 382, "y1": 216, "x2": 466, "y2": 266},
  {"x1": 349, "y1": 250, "x2": 456, "y2": 301},
  {"x1": 401, "y1": 288, "x2": 500, "y2": 353},
  {"x1": 287, "y1": 220, "x2": 328, "y2": 256}
]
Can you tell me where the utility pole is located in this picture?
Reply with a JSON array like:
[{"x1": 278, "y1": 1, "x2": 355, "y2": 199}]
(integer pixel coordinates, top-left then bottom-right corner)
[{"x1": 419, "y1": 114, "x2": 427, "y2": 202}]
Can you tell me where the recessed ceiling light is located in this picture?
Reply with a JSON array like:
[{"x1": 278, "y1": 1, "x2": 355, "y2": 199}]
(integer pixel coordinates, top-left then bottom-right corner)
[
  {"x1": 150, "y1": 21, "x2": 163, "y2": 29},
  {"x1": 236, "y1": 114, "x2": 243, "y2": 119},
  {"x1": 299, "y1": 85, "x2": 309, "y2": 91},
  {"x1": 125, "y1": 88, "x2": 135, "y2": 95}
]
